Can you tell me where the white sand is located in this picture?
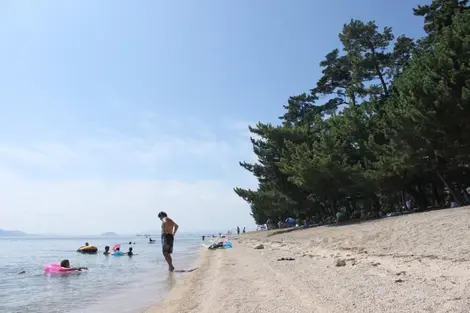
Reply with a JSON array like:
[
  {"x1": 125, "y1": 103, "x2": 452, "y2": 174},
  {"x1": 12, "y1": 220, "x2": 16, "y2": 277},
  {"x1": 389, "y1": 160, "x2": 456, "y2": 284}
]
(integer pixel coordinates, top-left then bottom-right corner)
[{"x1": 144, "y1": 208, "x2": 470, "y2": 313}]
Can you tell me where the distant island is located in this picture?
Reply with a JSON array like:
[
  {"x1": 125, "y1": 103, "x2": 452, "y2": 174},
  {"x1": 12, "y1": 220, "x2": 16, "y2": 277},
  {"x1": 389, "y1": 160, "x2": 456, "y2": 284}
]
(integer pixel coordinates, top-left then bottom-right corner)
[
  {"x1": 0, "y1": 229, "x2": 27, "y2": 236},
  {"x1": 101, "y1": 232, "x2": 118, "y2": 236}
]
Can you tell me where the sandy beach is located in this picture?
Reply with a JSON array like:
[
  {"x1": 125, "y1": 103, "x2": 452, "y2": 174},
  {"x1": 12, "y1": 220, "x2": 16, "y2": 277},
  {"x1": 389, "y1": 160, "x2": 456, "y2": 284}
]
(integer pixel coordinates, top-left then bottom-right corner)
[{"x1": 144, "y1": 208, "x2": 470, "y2": 313}]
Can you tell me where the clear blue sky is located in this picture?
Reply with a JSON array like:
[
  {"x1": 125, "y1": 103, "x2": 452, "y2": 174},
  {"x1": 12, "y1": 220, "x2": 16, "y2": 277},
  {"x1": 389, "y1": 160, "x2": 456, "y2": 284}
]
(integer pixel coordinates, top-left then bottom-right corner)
[{"x1": 0, "y1": 0, "x2": 429, "y2": 234}]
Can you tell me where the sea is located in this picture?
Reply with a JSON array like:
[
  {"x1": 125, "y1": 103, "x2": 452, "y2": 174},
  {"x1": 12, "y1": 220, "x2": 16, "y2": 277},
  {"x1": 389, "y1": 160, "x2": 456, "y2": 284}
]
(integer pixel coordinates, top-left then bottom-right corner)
[{"x1": 0, "y1": 234, "x2": 202, "y2": 313}]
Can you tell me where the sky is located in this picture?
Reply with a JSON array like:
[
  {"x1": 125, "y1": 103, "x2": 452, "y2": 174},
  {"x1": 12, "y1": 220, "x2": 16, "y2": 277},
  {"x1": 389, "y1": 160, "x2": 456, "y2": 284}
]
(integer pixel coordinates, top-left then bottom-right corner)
[{"x1": 0, "y1": 0, "x2": 430, "y2": 235}]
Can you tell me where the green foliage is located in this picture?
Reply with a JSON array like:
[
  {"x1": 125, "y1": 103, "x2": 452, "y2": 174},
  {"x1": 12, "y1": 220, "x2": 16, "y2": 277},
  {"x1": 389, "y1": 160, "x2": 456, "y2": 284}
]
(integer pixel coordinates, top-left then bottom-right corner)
[
  {"x1": 234, "y1": 1, "x2": 470, "y2": 225},
  {"x1": 414, "y1": 0, "x2": 469, "y2": 36}
]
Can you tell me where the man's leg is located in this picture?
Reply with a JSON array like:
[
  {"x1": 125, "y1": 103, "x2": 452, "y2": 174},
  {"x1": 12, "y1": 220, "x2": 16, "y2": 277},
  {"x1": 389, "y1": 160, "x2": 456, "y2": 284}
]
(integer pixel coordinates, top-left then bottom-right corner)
[
  {"x1": 162, "y1": 235, "x2": 175, "y2": 272},
  {"x1": 163, "y1": 252, "x2": 174, "y2": 271}
]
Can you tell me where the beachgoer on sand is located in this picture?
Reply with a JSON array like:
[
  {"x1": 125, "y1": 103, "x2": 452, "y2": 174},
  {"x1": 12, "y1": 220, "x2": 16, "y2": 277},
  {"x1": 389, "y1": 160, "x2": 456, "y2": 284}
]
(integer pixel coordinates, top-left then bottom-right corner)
[{"x1": 158, "y1": 211, "x2": 179, "y2": 272}]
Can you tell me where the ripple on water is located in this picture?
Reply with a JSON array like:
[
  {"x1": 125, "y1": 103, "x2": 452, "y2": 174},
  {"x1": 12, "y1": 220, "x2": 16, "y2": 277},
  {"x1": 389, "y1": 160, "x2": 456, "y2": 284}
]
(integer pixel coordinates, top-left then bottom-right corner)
[{"x1": 0, "y1": 236, "x2": 201, "y2": 313}]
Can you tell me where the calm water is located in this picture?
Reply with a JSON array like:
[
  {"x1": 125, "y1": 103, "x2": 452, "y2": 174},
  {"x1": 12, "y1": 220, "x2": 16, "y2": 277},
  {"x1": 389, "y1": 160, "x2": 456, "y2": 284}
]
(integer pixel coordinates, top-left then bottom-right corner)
[{"x1": 0, "y1": 235, "x2": 202, "y2": 313}]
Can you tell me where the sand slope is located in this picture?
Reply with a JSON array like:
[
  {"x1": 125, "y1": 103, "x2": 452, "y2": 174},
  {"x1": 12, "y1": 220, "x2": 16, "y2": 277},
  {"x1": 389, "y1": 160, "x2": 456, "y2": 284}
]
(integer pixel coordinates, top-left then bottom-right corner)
[{"x1": 145, "y1": 208, "x2": 470, "y2": 313}]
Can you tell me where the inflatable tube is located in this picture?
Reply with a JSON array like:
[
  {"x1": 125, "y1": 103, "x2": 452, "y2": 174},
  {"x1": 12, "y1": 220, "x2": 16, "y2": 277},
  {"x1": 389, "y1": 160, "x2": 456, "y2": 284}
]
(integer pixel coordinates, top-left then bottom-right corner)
[
  {"x1": 112, "y1": 251, "x2": 124, "y2": 256},
  {"x1": 77, "y1": 246, "x2": 98, "y2": 254},
  {"x1": 44, "y1": 264, "x2": 77, "y2": 274},
  {"x1": 112, "y1": 244, "x2": 120, "y2": 252}
]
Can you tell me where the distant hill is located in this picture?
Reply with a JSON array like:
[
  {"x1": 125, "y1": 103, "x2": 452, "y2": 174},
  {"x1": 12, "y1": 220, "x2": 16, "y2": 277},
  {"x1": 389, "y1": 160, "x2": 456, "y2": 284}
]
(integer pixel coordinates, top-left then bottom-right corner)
[
  {"x1": 0, "y1": 229, "x2": 27, "y2": 236},
  {"x1": 101, "y1": 232, "x2": 118, "y2": 236}
]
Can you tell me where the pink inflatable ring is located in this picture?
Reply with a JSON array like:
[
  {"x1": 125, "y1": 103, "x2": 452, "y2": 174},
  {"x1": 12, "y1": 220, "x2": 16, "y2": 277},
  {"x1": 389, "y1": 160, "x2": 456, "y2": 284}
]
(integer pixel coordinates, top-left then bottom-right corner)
[{"x1": 44, "y1": 264, "x2": 78, "y2": 274}]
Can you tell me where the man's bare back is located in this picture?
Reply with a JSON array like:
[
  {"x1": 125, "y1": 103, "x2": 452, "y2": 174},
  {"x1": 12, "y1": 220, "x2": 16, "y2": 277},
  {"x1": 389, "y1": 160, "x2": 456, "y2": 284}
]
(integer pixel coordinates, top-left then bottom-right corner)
[{"x1": 161, "y1": 217, "x2": 178, "y2": 235}]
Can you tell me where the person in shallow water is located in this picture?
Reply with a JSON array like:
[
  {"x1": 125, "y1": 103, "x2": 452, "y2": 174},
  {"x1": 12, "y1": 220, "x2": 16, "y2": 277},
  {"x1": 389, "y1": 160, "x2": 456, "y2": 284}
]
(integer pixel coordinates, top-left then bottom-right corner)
[
  {"x1": 60, "y1": 259, "x2": 87, "y2": 272},
  {"x1": 78, "y1": 242, "x2": 90, "y2": 249},
  {"x1": 127, "y1": 247, "x2": 134, "y2": 256},
  {"x1": 158, "y1": 211, "x2": 179, "y2": 272},
  {"x1": 103, "y1": 246, "x2": 110, "y2": 255}
]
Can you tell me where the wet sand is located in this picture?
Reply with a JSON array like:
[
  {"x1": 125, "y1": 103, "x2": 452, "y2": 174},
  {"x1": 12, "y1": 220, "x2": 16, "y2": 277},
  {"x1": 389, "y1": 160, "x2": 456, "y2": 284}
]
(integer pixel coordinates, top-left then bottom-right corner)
[{"x1": 144, "y1": 207, "x2": 470, "y2": 313}]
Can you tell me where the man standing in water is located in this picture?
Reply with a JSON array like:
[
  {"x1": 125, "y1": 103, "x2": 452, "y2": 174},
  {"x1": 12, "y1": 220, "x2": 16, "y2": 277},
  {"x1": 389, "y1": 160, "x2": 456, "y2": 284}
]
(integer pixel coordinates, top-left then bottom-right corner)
[{"x1": 158, "y1": 211, "x2": 179, "y2": 272}]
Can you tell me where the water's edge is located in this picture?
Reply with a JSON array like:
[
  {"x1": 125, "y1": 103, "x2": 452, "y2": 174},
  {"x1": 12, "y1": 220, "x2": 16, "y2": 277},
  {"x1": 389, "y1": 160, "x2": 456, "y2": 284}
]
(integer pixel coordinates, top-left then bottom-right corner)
[{"x1": 138, "y1": 244, "x2": 206, "y2": 313}]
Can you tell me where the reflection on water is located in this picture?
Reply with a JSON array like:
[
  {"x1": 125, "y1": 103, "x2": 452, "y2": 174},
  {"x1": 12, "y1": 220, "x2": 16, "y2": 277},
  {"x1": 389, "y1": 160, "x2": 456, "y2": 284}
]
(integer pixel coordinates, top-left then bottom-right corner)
[{"x1": 166, "y1": 272, "x2": 177, "y2": 290}]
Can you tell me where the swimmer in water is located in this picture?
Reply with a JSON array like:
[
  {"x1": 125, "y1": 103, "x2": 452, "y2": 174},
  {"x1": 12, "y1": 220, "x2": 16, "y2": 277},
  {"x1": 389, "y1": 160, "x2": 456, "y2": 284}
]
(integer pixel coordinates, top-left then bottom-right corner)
[
  {"x1": 60, "y1": 259, "x2": 87, "y2": 272},
  {"x1": 103, "y1": 246, "x2": 110, "y2": 255},
  {"x1": 127, "y1": 247, "x2": 134, "y2": 256},
  {"x1": 77, "y1": 242, "x2": 90, "y2": 250}
]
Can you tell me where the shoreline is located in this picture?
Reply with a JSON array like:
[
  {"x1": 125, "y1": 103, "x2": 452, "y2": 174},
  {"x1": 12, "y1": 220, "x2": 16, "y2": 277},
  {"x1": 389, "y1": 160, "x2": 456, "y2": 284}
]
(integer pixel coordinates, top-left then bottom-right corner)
[
  {"x1": 142, "y1": 247, "x2": 211, "y2": 313},
  {"x1": 143, "y1": 207, "x2": 470, "y2": 313},
  {"x1": 139, "y1": 242, "x2": 209, "y2": 313}
]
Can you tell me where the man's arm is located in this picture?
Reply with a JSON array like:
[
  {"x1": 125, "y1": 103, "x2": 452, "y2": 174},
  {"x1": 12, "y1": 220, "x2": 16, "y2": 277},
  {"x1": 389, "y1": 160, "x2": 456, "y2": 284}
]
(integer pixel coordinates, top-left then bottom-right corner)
[
  {"x1": 60, "y1": 267, "x2": 87, "y2": 272},
  {"x1": 173, "y1": 221, "x2": 179, "y2": 236}
]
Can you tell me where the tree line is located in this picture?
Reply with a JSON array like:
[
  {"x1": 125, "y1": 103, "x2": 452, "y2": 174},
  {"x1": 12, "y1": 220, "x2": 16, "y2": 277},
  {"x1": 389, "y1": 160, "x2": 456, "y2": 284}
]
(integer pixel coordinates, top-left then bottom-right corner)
[{"x1": 234, "y1": 0, "x2": 470, "y2": 225}]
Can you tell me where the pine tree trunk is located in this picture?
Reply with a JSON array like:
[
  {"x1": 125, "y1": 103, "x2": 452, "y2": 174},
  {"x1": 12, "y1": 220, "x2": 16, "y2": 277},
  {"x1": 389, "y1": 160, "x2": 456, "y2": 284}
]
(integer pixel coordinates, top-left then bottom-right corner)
[{"x1": 436, "y1": 169, "x2": 464, "y2": 206}]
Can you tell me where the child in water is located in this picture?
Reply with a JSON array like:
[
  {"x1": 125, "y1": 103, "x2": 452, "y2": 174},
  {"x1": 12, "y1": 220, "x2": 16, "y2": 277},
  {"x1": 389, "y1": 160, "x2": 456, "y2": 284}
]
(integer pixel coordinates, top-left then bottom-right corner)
[
  {"x1": 103, "y1": 246, "x2": 110, "y2": 255},
  {"x1": 60, "y1": 259, "x2": 87, "y2": 272},
  {"x1": 112, "y1": 247, "x2": 124, "y2": 256},
  {"x1": 127, "y1": 247, "x2": 133, "y2": 256}
]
